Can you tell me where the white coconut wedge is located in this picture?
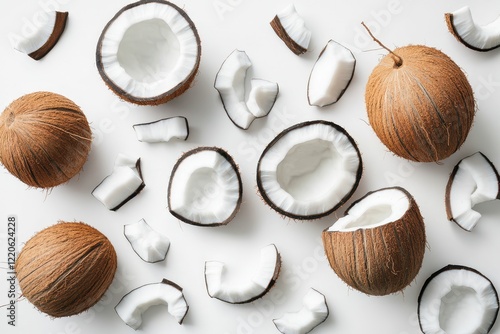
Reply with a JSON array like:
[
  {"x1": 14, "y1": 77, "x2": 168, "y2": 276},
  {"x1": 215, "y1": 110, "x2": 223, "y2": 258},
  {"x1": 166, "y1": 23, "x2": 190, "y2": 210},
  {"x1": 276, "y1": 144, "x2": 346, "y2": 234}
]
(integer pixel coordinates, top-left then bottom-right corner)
[
  {"x1": 445, "y1": 6, "x2": 500, "y2": 52},
  {"x1": 273, "y1": 288, "x2": 329, "y2": 334},
  {"x1": 96, "y1": 0, "x2": 201, "y2": 105},
  {"x1": 204, "y1": 244, "x2": 281, "y2": 304},
  {"x1": 247, "y1": 79, "x2": 279, "y2": 118},
  {"x1": 446, "y1": 152, "x2": 500, "y2": 231},
  {"x1": 418, "y1": 265, "x2": 499, "y2": 334},
  {"x1": 115, "y1": 279, "x2": 188, "y2": 330},
  {"x1": 167, "y1": 147, "x2": 242, "y2": 226},
  {"x1": 12, "y1": 11, "x2": 68, "y2": 60},
  {"x1": 257, "y1": 120, "x2": 362, "y2": 220},
  {"x1": 133, "y1": 116, "x2": 189, "y2": 143},
  {"x1": 124, "y1": 219, "x2": 170, "y2": 263},
  {"x1": 307, "y1": 40, "x2": 356, "y2": 107},
  {"x1": 270, "y1": 4, "x2": 311, "y2": 55}
]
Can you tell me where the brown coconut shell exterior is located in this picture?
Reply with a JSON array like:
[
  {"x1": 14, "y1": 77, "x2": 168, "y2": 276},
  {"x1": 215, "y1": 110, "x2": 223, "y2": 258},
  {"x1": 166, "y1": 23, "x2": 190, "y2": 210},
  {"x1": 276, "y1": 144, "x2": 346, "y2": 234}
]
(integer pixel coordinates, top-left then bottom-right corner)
[
  {"x1": 365, "y1": 45, "x2": 475, "y2": 162},
  {"x1": 322, "y1": 187, "x2": 426, "y2": 296},
  {"x1": 29, "y1": 11, "x2": 68, "y2": 60},
  {"x1": 0, "y1": 91, "x2": 92, "y2": 188},
  {"x1": 270, "y1": 15, "x2": 307, "y2": 55},
  {"x1": 15, "y1": 222, "x2": 117, "y2": 317}
]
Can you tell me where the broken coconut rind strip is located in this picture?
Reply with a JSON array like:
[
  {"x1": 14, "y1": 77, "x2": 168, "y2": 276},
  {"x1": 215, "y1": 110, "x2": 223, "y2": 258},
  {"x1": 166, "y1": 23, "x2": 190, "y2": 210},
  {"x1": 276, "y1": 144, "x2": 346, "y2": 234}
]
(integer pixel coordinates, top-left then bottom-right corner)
[
  {"x1": 124, "y1": 219, "x2": 170, "y2": 263},
  {"x1": 322, "y1": 187, "x2": 426, "y2": 296},
  {"x1": 115, "y1": 279, "x2": 188, "y2": 330},
  {"x1": 257, "y1": 120, "x2": 362, "y2": 220},
  {"x1": 133, "y1": 116, "x2": 189, "y2": 143},
  {"x1": 168, "y1": 147, "x2": 243, "y2": 226},
  {"x1": 445, "y1": 152, "x2": 500, "y2": 232},
  {"x1": 270, "y1": 4, "x2": 311, "y2": 55},
  {"x1": 204, "y1": 244, "x2": 281, "y2": 304},
  {"x1": 418, "y1": 265, "x2": 499, "y2": 334},
  {"x1": 445, "y1": 6, "x2": 500, "y2": 52},
  {"x1": 273, "y1": 288, "x2": 329, "y2": 334},
  {"x1": 307, "y1": 40, "x2": 356, "y2": 107},
  {"x1": 247, "y1": 79, "x2": 279, "y2": 118}
]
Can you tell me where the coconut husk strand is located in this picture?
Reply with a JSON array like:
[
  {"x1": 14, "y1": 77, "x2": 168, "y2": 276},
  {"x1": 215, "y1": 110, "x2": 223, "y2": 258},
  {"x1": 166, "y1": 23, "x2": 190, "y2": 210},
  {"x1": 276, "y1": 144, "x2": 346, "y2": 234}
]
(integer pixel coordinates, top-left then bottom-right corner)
[{"x1": 0, "y1": 92, "x2": 92, "y2": 188}]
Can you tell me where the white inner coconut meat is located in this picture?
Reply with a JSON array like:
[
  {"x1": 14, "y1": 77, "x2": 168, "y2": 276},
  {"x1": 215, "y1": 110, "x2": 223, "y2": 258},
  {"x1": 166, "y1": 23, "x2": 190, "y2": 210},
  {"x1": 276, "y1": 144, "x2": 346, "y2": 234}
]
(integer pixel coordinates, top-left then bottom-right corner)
[
  {"x1": 247, "y1": 79, "x2": 279, "y2": 118},
  {"x1": 133, "y1": 116, "x2": 189, "y2": 143},
  {"x1": 12, "y1": 11, "x2": 57, "y2": 54},
  {"x1": 124, "y1": 219, "x2": 170, "y2": 263},
  {"x1": 272, "y1": 4, "x2": 311, "y2": 54}
]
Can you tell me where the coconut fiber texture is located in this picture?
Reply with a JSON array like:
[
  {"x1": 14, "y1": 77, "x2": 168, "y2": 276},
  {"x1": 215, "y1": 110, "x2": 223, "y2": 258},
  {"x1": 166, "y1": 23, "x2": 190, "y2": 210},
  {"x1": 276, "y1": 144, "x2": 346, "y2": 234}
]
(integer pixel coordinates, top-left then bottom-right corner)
[
  {"x1": 0, "y1": 91, "x2": 92, "y2": 188},
  {"x1": 15, "y1": 222, "x2": 117, "y2": 318}
]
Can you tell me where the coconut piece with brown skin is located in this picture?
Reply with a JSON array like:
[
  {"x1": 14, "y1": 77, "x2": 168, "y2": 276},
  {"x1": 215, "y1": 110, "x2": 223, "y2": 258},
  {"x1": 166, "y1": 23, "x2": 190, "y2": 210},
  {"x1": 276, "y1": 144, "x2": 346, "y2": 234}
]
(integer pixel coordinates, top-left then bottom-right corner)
[{"x1": 270, "y1": 4, "x2": 311, "y2": 55}]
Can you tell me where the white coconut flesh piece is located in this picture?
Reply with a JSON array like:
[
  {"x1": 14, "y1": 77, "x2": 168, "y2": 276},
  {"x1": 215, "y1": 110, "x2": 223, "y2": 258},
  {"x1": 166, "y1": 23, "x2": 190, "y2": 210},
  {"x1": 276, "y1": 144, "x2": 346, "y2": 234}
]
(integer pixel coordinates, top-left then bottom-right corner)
[
  {"x1": 92, "y1": 153, "x2": 145, "y2": 211},
  {"x1": 115, "y1": 279, "x2": 188, "y2": 330},
  {"x1": 307, "y1": 40, "x2": 356, "y2": 107},
  {"x1": 418, "y1": 265, "x2": 499, "y2": 334},
  {"x1": 270, "y1": 4, "x2": 311, "y2": 55},
  {"x1": 133, "y1": 116, "x2": 189, "y2": 143},
  {"x1": 273, "y1": 288, "x2": 329, "y2": 334},
  {"x1": 168, "y1": 147, "x2": 242, "y2": 226},
  {"x1": 446, "y1": 6, "x2": 500, "y2": 52},
  {"x1": 446, "y1": 152, "x2": 500, "y2": 231},
  {"x1": 247, "y1": 79, "x2": 279, "y2": 118},
  {"x1": 124, "y1": 219, "x2": 170, "y2": 263},
  {"x1": 204, "y1": 244, "x2": 281, "y2": 304},
  {"x1": 257, "y1": 120, "x2": 362, "y2": 220}
]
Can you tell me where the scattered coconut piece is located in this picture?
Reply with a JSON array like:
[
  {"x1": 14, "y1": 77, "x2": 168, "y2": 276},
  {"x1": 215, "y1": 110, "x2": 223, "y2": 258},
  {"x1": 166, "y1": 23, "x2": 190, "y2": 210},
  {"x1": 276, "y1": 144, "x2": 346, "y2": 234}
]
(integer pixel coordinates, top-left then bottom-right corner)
[
  {"x1": 133, "y1": 116, "x2": 189, "y2": 143},
  {"x1": 115, "y1": 279, "x2": 188, "y2": 330},
  {"x1": 446, "y1": 152, "x2": 500, "y2": 231},
  {"x1": 204, "y1": 244, "x2": 281, "y2": 304},
  {"x1": 92, "y1": 153, "x2": 145, "y2": 211},
  {"x1": 307, "y1": 40, "x2": 356, "y2": 107},
  {"x1": 270, "y1": 4, "x2": 311, "y2": 55},
  {"x1": 273, "y1": 288, "x2": 329, "y2": 334},
  {"x1": 247, "y1": 79, "x2": 279, "y2": 118},
  {"x1": 322, "y1": 187, "x2": 426, "y2": 296},
  {"x1": 418, "y1": 265, "x2": 499, "y2": 334},
  {"x1": 257, "y1": 120, "x2": 362, "y2": 220},
  {"x1": 168, "y1": 147, "x2": 242, "y2": 226},
  {"x1": 124, "y1": 219, "x2": 170, "y2": 263}
]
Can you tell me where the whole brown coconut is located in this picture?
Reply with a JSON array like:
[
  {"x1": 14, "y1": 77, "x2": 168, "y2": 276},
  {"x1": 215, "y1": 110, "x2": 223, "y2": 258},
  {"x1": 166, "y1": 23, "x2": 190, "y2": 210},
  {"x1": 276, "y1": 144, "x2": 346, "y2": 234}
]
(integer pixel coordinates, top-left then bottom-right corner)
[
  {"x1": 15, "y1": 222, "x2": 117, "y2": 317},
  {"x1": 0, "y1": 92, "x2": 92, "y2": 188}
]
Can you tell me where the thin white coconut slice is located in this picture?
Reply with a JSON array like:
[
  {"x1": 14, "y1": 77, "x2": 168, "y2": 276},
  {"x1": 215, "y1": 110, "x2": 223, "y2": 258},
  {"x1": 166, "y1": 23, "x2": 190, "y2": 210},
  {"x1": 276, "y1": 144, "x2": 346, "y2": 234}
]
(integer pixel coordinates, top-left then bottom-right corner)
[
  {"x1": 446, "y1": 6, "x2": 500, "y2": 52},
  {"x1": 124, "y1": 219, "x2": 170, "y2": 263},
  {"x1": 247, "y1": 79, "x2": 279, "y2": 118},
  {"x1": 115, "y1": 279, "x2": 188, "y2": 330},
  {"x1": 418, "y1": 265, "x2": 499, "y2": 334},
  {"x1": 257, "y1": 120, "x2": 362, "y2": 220},
  {"x1": 273, "y1": 288, "x2": 329, "y2": 334},
  {"x1": 167, "y1": 147, "x2": 242, "y2": 226},
  {"x1": 307, "y1": 40, "x2": 356, "y2": 107},
  {"x1": 204, "y1": 244, "x2": 281, "y2": 304},
  {"x1": 133, "y1": 116, "x2": 189, "y2": 143},
  {"x1": 270, "y1": 4, "x2": 311, "y2": 55},
  {"x1": 446, "y1": 152, "x2": 500, "y2": 231}
]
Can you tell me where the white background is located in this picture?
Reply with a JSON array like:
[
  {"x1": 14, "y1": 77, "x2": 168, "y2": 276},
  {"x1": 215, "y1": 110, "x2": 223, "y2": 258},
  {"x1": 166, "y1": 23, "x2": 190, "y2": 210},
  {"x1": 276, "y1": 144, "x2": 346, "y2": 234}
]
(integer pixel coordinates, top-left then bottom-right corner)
[{"x1": 1, "y1": 0, "x2": 500, "y2": 333}]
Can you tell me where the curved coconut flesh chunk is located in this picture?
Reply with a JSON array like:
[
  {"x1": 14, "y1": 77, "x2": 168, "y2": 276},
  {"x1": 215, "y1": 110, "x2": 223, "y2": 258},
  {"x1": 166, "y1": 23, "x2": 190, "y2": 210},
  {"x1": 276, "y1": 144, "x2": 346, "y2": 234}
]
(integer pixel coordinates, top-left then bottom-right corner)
[
  {"x1": 247, "y1": 79, "x2": 279, "y2": 118},
  {"x1": 133, "y1": 116, "x2": 189, "y2": 143},
  {"x1": 307, "y1": 40, "x2": 356, "y2": 107},
  {"x1": 124, "y1": 219, "x2": 170, "y2": 263},
  {"x1": 257, "y1": 120, "x2": 362, "y2": 220},
  {"x1": 115, "y1": 279, "x2": 188, "y2": 330},
  {"x1": 418, "y1": 265, "x2": 499, "y2": 334},
  {"x1": 205, "y1": 244, "x2": 281, "y2": 304},
  {"x1": 446, "y1": 6, "x2": 500, "y2": 51},
  {"x1": 270, "y1": 4, "x2": 311, "y2": 55},
  {"x1": 446, "y1": 152, "x2": 500, "y2": 231},
  {"x1": 168, "y1": 147, "x2": 242, "y2": 226},
  {"x1": 273, "y1": 288, "x2": 329, "y2": 334}
]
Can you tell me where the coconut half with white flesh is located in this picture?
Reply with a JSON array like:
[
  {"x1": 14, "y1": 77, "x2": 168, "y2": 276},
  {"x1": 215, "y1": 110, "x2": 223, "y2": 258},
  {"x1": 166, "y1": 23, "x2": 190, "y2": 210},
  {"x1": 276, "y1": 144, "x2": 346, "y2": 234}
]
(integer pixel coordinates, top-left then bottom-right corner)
[
  {"x1": 204, "y1": 244, "x2": 281, "y2": 304},
  {"x1": 446, "y1": 6, "x2": 500, "y2": 52},
  {"x1": 115, "y1": 279, "x2": 188, "y2": 330},
  {"x1": 257, "y1": 120, "x2": 362, "y2": 220},
  {"x1": 168, "y1": 147, "x2": 242, "y2": 226},
  {"x1": 133, "y1": 116, "x2": 189, "y2": 143},
  {"x1": 418, "y1": 265, "x2": 499, "y2": 334},
  {"x1": 273, "y1": 288, "x2": 329, "y2": 334},
  {"x1": 124, "y1": 219, "x2": 170, "y2": 263},
  {"x1": 446, "y1": 152, "x2": 500, "y2": 231},
  {"x1": 270, "y1": 4, "x2": 311, "y2": 55},
  {"x1": 96, "y1": 0, "x2": 201, "y2": 105},
  {"x1": 322, "y1": 187, "x2": 426, "y2": 296},
  {"x1": 247, "y1": 79, "x2": 279, "y2": 118},
  {"x1": 307, "y1": 40, "x2": 356, "y2": 107}
]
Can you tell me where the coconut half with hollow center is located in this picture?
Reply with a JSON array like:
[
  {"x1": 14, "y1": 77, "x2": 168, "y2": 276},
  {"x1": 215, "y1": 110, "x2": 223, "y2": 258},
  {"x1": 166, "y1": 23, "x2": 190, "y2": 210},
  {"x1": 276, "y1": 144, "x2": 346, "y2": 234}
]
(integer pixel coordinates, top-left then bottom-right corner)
[
  {"x1": 257, "y1": 120, "x2": 362, "y2": 220},
  {"x1": 270, "y1": 4, "x2": 311, "y2": 55},
  {"x1": 322, "y1": 187, "x2": 426, "y2": 296},
  {"x1": 96, "y1": 0, "x2": 201, "y2": 105}
]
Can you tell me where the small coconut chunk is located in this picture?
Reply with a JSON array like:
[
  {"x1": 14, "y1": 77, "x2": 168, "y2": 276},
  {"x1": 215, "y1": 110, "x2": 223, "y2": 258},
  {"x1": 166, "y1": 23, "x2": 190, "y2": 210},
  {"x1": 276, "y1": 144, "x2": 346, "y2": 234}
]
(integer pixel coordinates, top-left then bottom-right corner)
[
  {"x1": 124, "y1": 219, "x2": 170, "y2": 263},
  {"x1": 270, "y1": 4, "x2": 311, "y2": 55},
  {"x1": 133, "y1": 116, "x2": 189, "y2": 143},
  {"x1": 247, "y1": 79, "x2": 279, "y2": 118}
]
